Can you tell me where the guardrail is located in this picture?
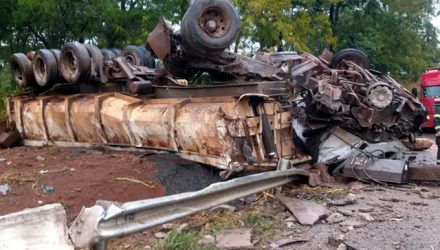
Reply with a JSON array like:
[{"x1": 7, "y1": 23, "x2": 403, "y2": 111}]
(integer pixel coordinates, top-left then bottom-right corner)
[{"x1": 68, "y1": 168, "x2": 308, "y2": 249}]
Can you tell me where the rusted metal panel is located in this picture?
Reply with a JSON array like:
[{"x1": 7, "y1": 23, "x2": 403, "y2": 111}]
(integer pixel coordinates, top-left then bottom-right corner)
[
  {"x1": 129, "y1": 102, "x2": 174, "y2": 150},
  {"x1": 69, "y1": 96, "x2": 99, "y2": 143},
  {"x1": 45, "y1": 97, "x2": 70, "y2": 142},
  {"x1": 21, "y1": 99, "x2": 45, "y2": 141},
  {"x1": 8, "y1": 93, "x2": 304, "y2": 173}
]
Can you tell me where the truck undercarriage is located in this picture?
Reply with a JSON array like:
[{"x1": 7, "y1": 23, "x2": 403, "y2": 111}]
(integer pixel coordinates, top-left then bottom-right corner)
[{"x1": 6, "y1": 0, "x2": 427, "y2": 179}]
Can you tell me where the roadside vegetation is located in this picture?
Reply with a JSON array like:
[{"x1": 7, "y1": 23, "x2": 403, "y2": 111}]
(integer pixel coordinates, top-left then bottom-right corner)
[{"x1": 0, "y1": 69, "x2": 23, "y2": 120}]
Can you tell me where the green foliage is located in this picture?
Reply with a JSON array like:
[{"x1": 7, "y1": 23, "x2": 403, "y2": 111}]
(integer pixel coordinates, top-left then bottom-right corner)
[
  {"x1": 232, "y1": 0, "x2": 336, "y2": 53},
  {"x1": 0, "y1": 69, "x2": 24, "y2": 120},
  {"x1": 242, "y1": 212, "x2": 274, "y2": 235},
  {"x1": 163, "y1": 230, "x2": 198, "y2": 250},
  {"x1": 333, "y1": 0, "x2": 440, "y2": 82},
  {"x1": 163, "y1": 230, "x2": 216, "y2": 250}
]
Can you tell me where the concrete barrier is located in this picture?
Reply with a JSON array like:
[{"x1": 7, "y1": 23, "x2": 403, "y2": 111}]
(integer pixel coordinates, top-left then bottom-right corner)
[{"x1": 0, "y1": 203, "x2": 73, "y2": 250}]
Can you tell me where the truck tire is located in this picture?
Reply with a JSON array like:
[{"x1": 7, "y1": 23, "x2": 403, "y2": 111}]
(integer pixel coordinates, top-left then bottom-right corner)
[
  {"x1": 32, "y1": 49, "x2": 59, "y2": 87},
  {"x1": 122, "y1": 46, "x2": 155, "y2": 68},
  {"x1": 26, "y1": 51, "x2": 36, "y2": 61},
  {"x1": 330, "y1": 48, "x2": 370, "y2": 70},
  {"x1": 145, "y1": 49, "x2": 156, "y2": 68},
  {"x1": 110, "y1": 48, "x2": 122, "y2": 56},
  {"x1": 101, "y1": 49, "x2": 117, "y2": 61},
  {"x1": 10, "y1": 53, "x2": 36, "y2": 87},
  {"x1": 181, "y1": 0, "x2": 240, "y2": 57},
  {"x1": 60, "y1": 42, "x2": 91, "y2": 83},
  {"x1": 84, "y1": 44, "x2": 104, "y2": 80},
  {"x1": 50, "y1": 49, "x2": 67, "y2": 83},
  {"x1": 122, "y1": 45, "x2": 146, "y2": 66}
]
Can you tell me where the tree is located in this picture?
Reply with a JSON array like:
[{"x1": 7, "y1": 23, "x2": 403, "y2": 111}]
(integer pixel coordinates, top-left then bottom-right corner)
[
  {"x1": 333, "y1": 0, "x2": 440, "y2": 81},
  {"x1": 232, "y1": 0, "x2": 336, "y2": 53}
]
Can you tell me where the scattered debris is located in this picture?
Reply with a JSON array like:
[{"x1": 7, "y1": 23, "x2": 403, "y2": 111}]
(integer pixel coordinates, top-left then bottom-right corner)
[
  {"x1": 307, "y1": 164, "x2": 335, "y2": 187},
  {"x1": 215, "y1": 228, "x2": 253, "y2": 250},
  {"x1": 403, "y1": 139, "x2": 432, "y2": 151},
  {"x1": 198, "y1": 235, "x2": 215, "y2": 245},
  {"x1": 328, "y1": 193, "x2": 358, "y2": 206},
  {"x1": 378, "y1": 197, "x2": 406, "y2": 203},
  {"x1": 176, "y1": 223, "x2": 189, "y2": 232},
  {"x1": 36, "y1": 156, "x2": 45, "y2": 162},
  {"x1": 160, "y1": 223, "x2": 174, "y2": 231},
  {"x1": 210, "y1": 204, "x2": 237, "y2": 213},
  {"x1": 340, "y1": 220, "x2": 365, "y2": 228},
  {"x1": 337, "y1": 208, "x2": 354, "y2": 217},
  {"x1": 115, "y1": 177, "x2": 155, "y2": 189},
  {"x1": 39, "y1": 170, "x2": 49, "y2": 175},
  {"x1": 154, "y1": 232, "x2": 166, "y2": 239},
  {"x1": 328, "y1": 234, "x2": 346, "y2": 247},
  {"x1": 358, "y1": 213, "x2": 374, "y2": 222},
  {"x1": 358, "y1": 206, "x2": 374, "y2": 213},
  {"x1": 326, "y1": 213, "x2": 345, "y2": 224},
  {"x1": 0, "y1": 184, "x2": 10, "y2": 195},
  {"x1": 269, "y1": 235, "x2": 310, "y2": 249},
  {"x1": 42, "y1": 185, "x2": 55, "y2": 194},
  {"x1": 418, "y1": 191, "x2": 439, "y2": 199},
  {"x1": 0, "y1": 204, "x2": 72, "y2": 249},
  {"x1": 0, "y1": 130, "x2": 21, "y2": 149},
  {"x1": 410, "y1": 201, "x2": 429, "y2": 206},
  {"x1": 278, "y1": 196, "x2": 328, "y2": 226},
  {"x1": 343, "y1": 157, "x2": 408, "y2": 184}
]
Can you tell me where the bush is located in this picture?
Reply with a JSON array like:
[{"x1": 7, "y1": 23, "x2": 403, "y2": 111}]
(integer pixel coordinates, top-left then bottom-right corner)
[{"x1": 0, "y1": 69, "x2": 23, "y2": 120}]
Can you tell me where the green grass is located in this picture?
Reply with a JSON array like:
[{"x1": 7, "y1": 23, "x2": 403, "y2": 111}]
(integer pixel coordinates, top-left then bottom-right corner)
[
  {"x1": 0, "y1": 69, "x2": 24, "y2": 120},
  {"x1": 163, "y1": 230, "x2": 217, "y2": 250},
  {"x1": 242, "y1": 212, "x2": 274, "y2": 235}
]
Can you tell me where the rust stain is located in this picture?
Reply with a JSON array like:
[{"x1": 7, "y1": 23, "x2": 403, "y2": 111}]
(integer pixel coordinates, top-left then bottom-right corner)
[{"x1": 10, "y1": 93, "x2": 300, "y2": 172}]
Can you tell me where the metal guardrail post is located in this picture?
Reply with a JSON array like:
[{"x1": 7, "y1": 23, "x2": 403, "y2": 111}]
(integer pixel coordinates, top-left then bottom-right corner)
[{"x1": 91, "y1": 240, "x2": 108, "y2": 250}]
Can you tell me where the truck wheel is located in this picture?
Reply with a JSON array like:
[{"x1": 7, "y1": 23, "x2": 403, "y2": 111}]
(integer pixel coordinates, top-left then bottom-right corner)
[
  {"x1": 10, "y1": 53, "x2": 36, "y2": 87},
  {"x1": 122, "y1": 45, "x2": 146, "y2": 66},
  {"x1": 60, "y1": 42, "x2": 91, "y2": 83},
  {"x1": 84, "y1": 44, "x2": 104, "y2": 80},
  {"x1": 26, "y1": 51, "x2": 36, "y2": 61},
  {"x1": 32, "y1": 49, "x2": 59, "y2": 87},
  {"x1": 145, "y1": 49, "x2": 156, "y2": 68},
  {"x1": 330, "y1": 48, "x2": 370, "y2": 70},
  {"x1": 49, "y1": 49, "x2": 66, "y2": 82},
  {"x1": 122, "y1": 45, "x2": 155, "y2": 67},
  {"x1": 101, "y1": 49, "x2": 117, "y2": 61},
  {"x1": 181, "y1": 0, "x2": 240, "y2": 56},
  {"x1": 110, "y1": 48, "x2": 122, "y2": 56}
]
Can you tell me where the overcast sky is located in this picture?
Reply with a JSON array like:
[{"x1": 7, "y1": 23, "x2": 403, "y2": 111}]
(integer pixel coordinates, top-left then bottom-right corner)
[{"x1": 433, "y1": 15, "x2": 440, "y2": 30}]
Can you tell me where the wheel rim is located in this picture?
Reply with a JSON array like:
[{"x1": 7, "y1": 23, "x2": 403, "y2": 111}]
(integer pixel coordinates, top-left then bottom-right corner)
[
  {"x1": 64, "y1": 51, "x2": 78, "y2": 76},
  {"x1": 34, "y1": 57, "x2": 46, "y2": 83},
  {"x1": 125, "y1": 54, "x2": 136, "y2": 65},
  {"x1": 199, "y1": 7, "x2": 231, "y2": 38},
  {"x1": 11, "y1": 62, "x2": 24, "y2": 84}
]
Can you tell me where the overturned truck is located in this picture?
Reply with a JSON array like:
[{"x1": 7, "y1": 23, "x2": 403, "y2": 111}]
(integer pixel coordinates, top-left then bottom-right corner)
[{"x1": 7, "y1": 0, "x2": 427, "y2": 179}]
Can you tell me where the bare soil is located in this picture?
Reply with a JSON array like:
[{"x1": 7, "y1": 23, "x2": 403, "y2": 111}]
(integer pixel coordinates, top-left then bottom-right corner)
[{"x1": 0, "y1": 146, "x2": 221, "y2": 223}]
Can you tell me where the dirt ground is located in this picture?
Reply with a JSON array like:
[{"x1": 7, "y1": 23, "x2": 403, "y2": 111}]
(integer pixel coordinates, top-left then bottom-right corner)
[
  {"x1": 0, "y1": 146, "x2": 221, "y2": 222},
  {"x1": 1, "y1": 134, "x2": 440, "y2": 250}
]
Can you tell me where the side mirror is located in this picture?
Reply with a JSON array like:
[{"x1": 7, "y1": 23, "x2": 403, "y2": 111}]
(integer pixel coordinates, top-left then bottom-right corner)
[{"x1": 412, "y1": 88, "x2": 418, "y2": 98}]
